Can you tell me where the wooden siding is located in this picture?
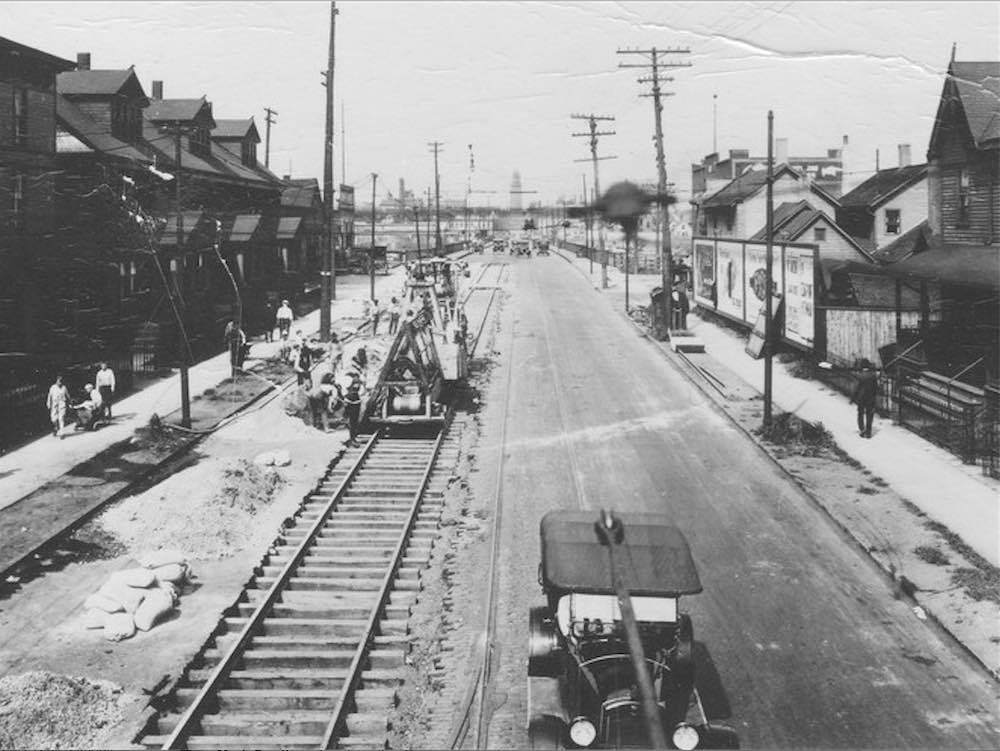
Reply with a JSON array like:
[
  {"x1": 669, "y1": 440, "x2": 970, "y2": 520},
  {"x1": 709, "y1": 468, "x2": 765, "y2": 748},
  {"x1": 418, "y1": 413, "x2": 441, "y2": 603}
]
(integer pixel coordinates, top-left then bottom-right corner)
[
  {"x1": 0, "y1": 81, "x2": 57, "y2": 153},
  {"x1": 74, "y1": 100, "x2": 112, "y2": 133},
  {"x1": 941, "y1": 162, "x2": 997, "y2": 244},
  {"x1": 825, "y1": 308, "x2": 921, "y2": 365}
]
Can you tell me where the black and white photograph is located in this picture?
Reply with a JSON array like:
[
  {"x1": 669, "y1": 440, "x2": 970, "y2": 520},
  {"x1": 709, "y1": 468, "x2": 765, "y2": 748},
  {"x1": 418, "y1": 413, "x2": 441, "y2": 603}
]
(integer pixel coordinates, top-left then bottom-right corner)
[{"x1": 0, "y1": 1, "x2": 998, "y2": 748}]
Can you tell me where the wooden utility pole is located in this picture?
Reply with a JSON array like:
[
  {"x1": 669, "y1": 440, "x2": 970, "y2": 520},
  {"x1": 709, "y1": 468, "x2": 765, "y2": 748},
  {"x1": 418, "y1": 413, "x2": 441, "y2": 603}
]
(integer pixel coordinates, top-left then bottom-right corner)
[
  {"x1": 370, "y1": 172, "x2": 377, "y2": 301},
  {"x1": 764, "y1": 110, "x2": 775, "y2": 427},
  {"x1": 414, "y1": 204, "x2": 422, "y2": 264},
  {"x1": 571, "y1": 113, "x2": 616, "y2": 288},
  {"x1": 263, "y1": 107, "x2": 278, "y2": 168},
  {"x1": 581, "y1": 173, "x2": 593, "y2": 273},
  {"x1": 425, "y1": 187, "x2": 432, "y2": 250},
  {"x1": 617, "y1": 46, "x2": 691, "y2": 334},
  {"x1": 320, "y1": 1, "x2": 338, "y2": 342},
  {"x1": 170, "y1": 124, "x2": 191, "y2": 428},
  {"x1": 428, "y1": 141, "x2": 443, "y2": 252}
]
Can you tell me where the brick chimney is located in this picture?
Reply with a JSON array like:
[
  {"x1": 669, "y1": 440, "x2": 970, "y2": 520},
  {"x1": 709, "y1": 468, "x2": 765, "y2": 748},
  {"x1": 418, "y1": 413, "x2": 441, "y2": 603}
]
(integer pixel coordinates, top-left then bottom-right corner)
[
  {"x1": 77, "y1": 52, "x2": 91, "y2": 71},
  {"x1": 151, "y1": 80, "x2": 163, "y2": 100},
  {"x1": 898, "y1": 143, "x2": 911, "y2": 167}
]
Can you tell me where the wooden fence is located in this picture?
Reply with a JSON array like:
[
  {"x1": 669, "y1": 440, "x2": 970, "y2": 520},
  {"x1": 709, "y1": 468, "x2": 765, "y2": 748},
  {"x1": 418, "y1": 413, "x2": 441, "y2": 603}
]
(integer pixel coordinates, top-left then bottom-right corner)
[{"x1": 822, "y1": 308, "x2": 921, "y2": 367}]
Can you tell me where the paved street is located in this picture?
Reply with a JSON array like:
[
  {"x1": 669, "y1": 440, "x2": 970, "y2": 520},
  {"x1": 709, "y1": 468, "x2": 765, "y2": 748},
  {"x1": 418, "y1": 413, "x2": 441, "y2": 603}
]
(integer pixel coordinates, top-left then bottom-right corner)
[{"x1": 484, "y1": 255, "x2": 999, "y2": 748}]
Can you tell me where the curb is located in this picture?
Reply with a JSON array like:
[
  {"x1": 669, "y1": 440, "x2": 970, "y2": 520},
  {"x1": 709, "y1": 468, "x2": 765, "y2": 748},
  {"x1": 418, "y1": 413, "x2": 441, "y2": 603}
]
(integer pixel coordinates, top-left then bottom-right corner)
[{"x1": 555, "y1": 245, "x2": 998, "y2": 682}]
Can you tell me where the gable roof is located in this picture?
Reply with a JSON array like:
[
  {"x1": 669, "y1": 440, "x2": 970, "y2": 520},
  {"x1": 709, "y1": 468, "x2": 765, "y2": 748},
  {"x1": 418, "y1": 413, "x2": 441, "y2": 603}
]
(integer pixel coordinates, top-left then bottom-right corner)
[
  {"x1": 0, "y1": 36, "x2": 76, "y2": 72},
  {"x1": 838, "y1": 164, "x2": 928, "y2": 209},
  {"x1": 212, "y1": 118, "x2": 260, "y2": 142},
  {"x1": 749, "y1": 201, "x2": 813, "y2": 241},
  {"x1": 870, "y1": 220, "x2": 933, "y2": 264},
  {"x1": 146, "y1": 97, "x2": 214, "y2": 125},
  {"x1": 880, "y1": 240, "x2": 1000, "y2": 289},
  {"x1": 929, "y1": 59, "x2": 1000, "y2": 154},
  {"x1": 701, "y1": 164, "x2": 799, "y2": 208},
  {"x1": 282, "y1": 178, "x2": 321, "y2": 209},
  {"x1": 951, "y1": 61, "x2": 1000, "y2": 148},
  {"x1": 56, "y1": 95, "x2": 151, "y2": 163},
  {"x1": 750, "y1": 201, "x2": 872, "y2": 260},
  {"x1": 57, "y1": 69, "x2": 148, "y2": 106}
]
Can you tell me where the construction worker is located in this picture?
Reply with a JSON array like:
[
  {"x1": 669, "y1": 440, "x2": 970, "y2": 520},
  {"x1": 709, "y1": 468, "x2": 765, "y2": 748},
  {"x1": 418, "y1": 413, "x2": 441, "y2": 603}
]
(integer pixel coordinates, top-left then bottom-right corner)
[{"x1": 343, "y1": 374, "x2": 364, "y2": 448}]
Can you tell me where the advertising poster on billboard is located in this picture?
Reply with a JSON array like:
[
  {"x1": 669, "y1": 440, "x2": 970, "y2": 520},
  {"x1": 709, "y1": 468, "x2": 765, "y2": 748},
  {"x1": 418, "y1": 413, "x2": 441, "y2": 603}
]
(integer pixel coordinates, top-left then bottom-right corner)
[
  {"x1": 783, "y1": 246, "x2": 816, "y2": 347},
  {"x1": 715, "y1": 241, "x2": 744, "y2": 322},
  {"x1": 693, "y1": 242, "x2": 715, "y2": 307}
]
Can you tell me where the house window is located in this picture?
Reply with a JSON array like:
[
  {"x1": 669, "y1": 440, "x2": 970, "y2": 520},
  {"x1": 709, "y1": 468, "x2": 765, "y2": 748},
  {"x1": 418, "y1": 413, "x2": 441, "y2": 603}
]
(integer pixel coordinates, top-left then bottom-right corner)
[
  {"x1": 813, "y1": 227, "x2": 826, "y2": 242},
  {"x1": 885, "y1": 209, "x2": 901, "y2": 235},
  {"x1": 13, "y1": 88, "x2": 28, "y2": 146},
  {"x1": 958, "y1": 169, "x2": 971, "y2": 223}
]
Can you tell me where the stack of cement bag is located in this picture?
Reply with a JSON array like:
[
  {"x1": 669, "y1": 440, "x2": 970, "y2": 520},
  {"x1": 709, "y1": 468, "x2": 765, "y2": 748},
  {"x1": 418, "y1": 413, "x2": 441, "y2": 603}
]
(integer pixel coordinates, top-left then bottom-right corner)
[{"x1": 81, "y1": 551, "x2": 193, "y2": 641}]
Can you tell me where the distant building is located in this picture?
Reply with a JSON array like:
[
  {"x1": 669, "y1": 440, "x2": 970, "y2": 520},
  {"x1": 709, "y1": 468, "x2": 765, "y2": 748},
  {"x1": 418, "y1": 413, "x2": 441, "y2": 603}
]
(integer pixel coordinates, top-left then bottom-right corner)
[
  {"x1": 510, "y1": 171, "x2": 523, "y2": 211},
  {"x1": 835, "y1": 148, "x2": 928, "y2": 258}
]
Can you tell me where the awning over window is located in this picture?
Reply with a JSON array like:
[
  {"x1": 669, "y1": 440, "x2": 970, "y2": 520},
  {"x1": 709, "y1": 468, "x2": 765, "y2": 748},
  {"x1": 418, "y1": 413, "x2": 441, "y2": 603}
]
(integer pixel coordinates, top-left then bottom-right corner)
[
  {"x1": 158, "y1": 211, "x2": 204, "y2": 246},
  {"x1": 227, "y1": 214, "x2": 262, "y2": 243},
  {"x1": 276, "y1": 216, "x2": 303, "y2": 240}
]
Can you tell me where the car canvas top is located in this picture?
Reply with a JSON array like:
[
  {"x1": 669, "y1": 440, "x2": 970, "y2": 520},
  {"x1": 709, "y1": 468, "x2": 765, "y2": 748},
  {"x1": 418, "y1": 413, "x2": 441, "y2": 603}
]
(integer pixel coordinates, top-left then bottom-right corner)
[{"x1": 540, "y1": 510, "x2": 702, "y2": 597}]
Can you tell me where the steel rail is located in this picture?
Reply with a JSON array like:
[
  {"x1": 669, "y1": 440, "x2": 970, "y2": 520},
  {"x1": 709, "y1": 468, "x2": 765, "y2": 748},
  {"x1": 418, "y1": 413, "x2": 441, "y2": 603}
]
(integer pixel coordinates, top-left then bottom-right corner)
[
  {"x1": 467, "y1": 265, "x2": 506, "y2": 359},
  {"x1": 161, "y1": 430, "x2": 382, "y2": 750},
  {"x1": 320, "y1": 417, "x2": 452, "y2": 748},
  {"x1": 446, "y1": 281, "x2": 516, "y2": 750}
]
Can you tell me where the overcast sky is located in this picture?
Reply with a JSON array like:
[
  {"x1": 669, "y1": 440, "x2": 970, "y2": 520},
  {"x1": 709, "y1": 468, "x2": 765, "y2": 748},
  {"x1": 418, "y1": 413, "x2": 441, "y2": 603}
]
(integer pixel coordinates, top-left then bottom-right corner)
[{"x1": 6, "y1": 1, "x2": 998, "y2": 206}]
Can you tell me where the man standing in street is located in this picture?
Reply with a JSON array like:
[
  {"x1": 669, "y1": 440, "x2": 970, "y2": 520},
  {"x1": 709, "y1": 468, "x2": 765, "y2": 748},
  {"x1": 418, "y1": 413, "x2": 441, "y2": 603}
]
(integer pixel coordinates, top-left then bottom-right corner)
[
  {"x1": 276, "y1": 299, "x2": 294, "y2": 341},
  {"x1": 47, "y1": 375, "x2": 70, "y2": 439},
  {"x1": 95, "y1": 362, "x2": 116, "y2": 420},
  {"x1": 851, "y1": 359, "x2": 879, "y2": 438},
  {"x1": 388, "y1": 297, "x2": 402, "y2": 335}
]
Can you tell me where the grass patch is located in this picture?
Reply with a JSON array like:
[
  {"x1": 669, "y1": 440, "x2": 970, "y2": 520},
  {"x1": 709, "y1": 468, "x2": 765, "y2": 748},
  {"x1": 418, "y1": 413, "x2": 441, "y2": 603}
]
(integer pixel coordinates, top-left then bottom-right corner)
[
  {"x1": 952, "y1": 567, "x2": 1000, "y2": 603},
  {"x1": 901, "y1": 499, "x2": 927, "y2": 518},
  {"x1": 857, "y1": 485, "x2": 879, "y2": 495},
  {"x1": 754, "y1": 412, "x2": 837, "y2": 457},
  {"x1": 923, "y1": 519, "x2": 1000, "y2": 603},
  {"x1": 870, "y1": 476, "x2": 890, "y2": 488},
  {"x1": 914, "y1": 545, "x2": 950, "y2": 566}
]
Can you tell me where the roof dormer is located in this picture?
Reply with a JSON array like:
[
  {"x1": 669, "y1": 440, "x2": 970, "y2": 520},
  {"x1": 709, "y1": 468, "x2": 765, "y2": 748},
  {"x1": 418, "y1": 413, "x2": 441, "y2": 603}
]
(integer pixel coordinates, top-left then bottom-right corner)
[
  {"x1": 56, "y1": 54, "x2": 149, "y2": 143},
  {"x1": 212, "y1": 118, "x2": 261, "y2": 168}
]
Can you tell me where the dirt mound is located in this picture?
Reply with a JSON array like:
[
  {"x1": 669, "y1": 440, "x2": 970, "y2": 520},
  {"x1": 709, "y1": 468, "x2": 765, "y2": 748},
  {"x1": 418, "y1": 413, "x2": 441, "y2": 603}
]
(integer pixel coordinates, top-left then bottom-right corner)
[
  {"x1": 0, "y1": 671, "x2": 141, "y2": 750},
  {"x1": 753, "y1": 411, "x2": 836, "y2": 457},
  {"x1": 96, "y1": 458, "x2": 284, "y2": 559}
]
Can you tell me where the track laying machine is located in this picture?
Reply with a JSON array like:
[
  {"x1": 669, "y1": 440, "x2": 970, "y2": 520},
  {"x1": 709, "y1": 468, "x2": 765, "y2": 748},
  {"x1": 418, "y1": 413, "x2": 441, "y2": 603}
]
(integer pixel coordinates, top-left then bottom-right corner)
[{"x1": 366, "y1": 258, "x2": 470, "y2": 426}]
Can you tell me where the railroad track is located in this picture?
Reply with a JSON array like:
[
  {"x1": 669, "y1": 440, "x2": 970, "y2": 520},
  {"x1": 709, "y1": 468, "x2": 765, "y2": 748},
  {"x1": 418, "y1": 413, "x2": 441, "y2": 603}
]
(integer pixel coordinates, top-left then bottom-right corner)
[
  {"x1": 463, "y1": 262, "x2": 508, "y2": 358},
  {"x1": 139, "y1": 422, "x2": 460, "y2": 750}
]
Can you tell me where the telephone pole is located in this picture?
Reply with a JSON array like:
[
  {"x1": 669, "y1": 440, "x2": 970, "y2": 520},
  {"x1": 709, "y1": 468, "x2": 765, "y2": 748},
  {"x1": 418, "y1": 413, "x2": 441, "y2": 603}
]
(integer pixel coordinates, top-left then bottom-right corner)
[
  {"x1": 263, "y1": 107, "x2": 278, "y2": 168},
  {"x1": 319, "y1": 1, "x2": 338, "y2": 341},
  {"x1": 571, "y1": 113, "x2": 616, "y2": 289},
  {"x1": 164, "y1": 123, "x2": 192, "y2": 428},
  {"x1": 764, "y1": 110, "x2": 775, "y2": 427},
  {"x1": 370, "y1": 172, "x2": 377, "y2": 300},
  {"x1": 617, "y1": 45, "x2": 691, "y2": 334},
  {"x1": 428, "y1": 141, "x2": 443, "y2": 252}
]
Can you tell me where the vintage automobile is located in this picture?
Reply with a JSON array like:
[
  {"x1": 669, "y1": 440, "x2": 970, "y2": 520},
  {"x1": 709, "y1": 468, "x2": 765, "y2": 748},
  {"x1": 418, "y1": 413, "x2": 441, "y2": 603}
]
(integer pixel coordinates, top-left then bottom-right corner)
[{"x1": 527, "y1": 511, "x2": 738, "y2": 749}]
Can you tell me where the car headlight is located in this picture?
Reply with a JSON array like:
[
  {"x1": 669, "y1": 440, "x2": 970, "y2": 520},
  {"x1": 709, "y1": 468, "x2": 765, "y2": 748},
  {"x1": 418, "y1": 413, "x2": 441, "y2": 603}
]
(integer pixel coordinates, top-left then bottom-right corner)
[
  {"x1": 569, "y1": 716, "x2": 597, "y2": 748},
  {"x1": 672, "y1": 722, "x2": 700, "y2": 750}
]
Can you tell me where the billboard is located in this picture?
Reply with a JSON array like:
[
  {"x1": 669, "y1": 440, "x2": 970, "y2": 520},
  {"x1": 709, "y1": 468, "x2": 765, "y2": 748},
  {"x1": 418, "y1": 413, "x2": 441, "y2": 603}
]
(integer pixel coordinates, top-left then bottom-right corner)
[{"x1": 691, "y1": 236, "x2": 817, "y2": 350}]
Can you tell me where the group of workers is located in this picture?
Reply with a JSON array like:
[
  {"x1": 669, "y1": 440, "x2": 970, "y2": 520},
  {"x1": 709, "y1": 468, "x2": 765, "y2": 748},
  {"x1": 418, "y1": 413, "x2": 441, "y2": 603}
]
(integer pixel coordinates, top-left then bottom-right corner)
[{"x1": 46, "y1": 362, "x2": 117, "y2": 438}]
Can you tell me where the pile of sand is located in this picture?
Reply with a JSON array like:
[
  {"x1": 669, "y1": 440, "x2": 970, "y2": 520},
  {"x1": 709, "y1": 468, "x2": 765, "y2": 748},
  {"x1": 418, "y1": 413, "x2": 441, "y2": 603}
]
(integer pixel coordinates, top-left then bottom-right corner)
[
  {"x1": 96, "y1": 458, "x2": 284, "y2": 559},
  {"x1": 0, "y1": 671, "x2": 140, "y2": 750}
]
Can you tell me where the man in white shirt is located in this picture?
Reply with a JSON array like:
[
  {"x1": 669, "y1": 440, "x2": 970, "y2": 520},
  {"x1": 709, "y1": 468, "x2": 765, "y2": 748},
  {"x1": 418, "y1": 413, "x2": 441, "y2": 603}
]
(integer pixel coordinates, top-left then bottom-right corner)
[
  {"x1": 95, "y1": 362, "x2": 116, "y2": 420},
  {"x1": 276, "y1": 300, "x2": 294, "y2": 341},
  {"x1": 72, "y1": 384, "x2": 103, "y2": 431}
]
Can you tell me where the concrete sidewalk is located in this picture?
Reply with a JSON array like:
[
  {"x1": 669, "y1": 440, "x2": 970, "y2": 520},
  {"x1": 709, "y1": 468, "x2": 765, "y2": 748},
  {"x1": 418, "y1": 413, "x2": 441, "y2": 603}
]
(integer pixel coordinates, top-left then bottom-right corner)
[
  {"x1": 555, "y1": 249, "x2": 999, "y2": 568},
  {"x1": 0, "y1": 270, "x2": 410, "y2": 511}
]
